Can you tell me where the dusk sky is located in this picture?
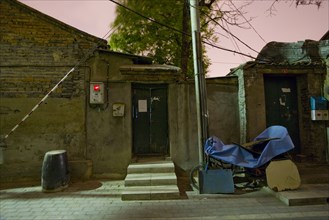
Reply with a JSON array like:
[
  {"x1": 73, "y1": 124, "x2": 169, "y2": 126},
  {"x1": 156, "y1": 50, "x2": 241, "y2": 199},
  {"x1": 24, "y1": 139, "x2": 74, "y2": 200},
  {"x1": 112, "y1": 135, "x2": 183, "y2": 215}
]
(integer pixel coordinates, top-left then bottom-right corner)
[{"x1": 19, "y1": 0, "x2": 329, "y2": 77}]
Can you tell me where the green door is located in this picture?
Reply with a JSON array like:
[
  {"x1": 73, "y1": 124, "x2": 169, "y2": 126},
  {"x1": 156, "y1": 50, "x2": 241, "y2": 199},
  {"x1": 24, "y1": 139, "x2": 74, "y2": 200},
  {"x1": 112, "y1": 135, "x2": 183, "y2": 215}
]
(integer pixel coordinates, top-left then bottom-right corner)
[
  {"x1": 132, "y1": 84, "x2": 168, "y2": 155},
  {"x1": 264, "y1": 76, "x2": 300, "y2": 153}
]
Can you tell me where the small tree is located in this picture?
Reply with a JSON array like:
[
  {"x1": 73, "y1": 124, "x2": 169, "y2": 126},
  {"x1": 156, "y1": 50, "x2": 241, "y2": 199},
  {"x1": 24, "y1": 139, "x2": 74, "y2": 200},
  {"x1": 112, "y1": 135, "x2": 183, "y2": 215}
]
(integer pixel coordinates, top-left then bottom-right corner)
[
  {"x1": 109, "y1": 0, "x2": 325, "y2": 78},
  {"x1": 109, "y1": 0, "x2": 225, "y2": 78}
]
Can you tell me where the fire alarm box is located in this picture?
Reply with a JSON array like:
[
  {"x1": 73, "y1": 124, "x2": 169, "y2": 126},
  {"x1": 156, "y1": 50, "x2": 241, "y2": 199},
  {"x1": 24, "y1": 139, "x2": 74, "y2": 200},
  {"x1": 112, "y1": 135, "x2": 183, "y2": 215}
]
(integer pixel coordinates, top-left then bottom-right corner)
[
  {"x1": 310, "y1": 96, "x2": 328, "y2": 121},
  {"x1": 90, "y1": 82, "x2": 105, "y2": 104}
]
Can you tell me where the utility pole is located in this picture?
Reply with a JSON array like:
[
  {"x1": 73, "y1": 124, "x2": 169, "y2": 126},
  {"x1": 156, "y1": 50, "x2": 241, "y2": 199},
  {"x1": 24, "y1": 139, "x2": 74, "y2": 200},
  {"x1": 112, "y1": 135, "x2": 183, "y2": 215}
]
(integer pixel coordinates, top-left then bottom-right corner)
[{"x1": 189, "y1": 0, "x2": 209, "y2": 170}]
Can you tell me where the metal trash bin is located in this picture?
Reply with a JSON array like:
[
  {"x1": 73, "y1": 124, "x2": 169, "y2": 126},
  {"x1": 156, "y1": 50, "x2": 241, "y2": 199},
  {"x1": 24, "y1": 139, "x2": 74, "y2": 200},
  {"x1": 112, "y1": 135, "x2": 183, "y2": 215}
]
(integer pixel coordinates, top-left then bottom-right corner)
[{"x1": 41, "y1": 150, "x2": 70, "y2": 192}]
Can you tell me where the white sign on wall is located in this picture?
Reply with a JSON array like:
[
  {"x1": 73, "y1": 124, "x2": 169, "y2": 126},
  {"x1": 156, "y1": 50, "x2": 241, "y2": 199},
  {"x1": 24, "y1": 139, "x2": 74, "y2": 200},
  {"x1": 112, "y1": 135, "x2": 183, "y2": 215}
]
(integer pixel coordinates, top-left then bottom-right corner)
[{"x1": 138, "y1": 100, "x2": 147, "y2": 112}]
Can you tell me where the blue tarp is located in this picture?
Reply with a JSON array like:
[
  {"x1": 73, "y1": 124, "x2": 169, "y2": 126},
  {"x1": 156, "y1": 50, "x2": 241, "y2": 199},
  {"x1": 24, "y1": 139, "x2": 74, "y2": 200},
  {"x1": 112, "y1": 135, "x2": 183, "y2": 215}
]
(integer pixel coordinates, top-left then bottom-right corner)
[{"x1": 204, "y1": 126, "x2": 295, "y2": 168}]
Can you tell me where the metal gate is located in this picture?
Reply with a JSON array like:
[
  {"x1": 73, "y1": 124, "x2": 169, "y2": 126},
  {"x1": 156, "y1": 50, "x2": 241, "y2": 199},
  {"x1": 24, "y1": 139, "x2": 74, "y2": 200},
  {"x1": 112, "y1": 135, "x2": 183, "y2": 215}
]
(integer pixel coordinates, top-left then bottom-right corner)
[
  {"x1": 264, "y1": 76, "x2": 300, "y2": 153},
  {"x1": 132, "y1": 84, "x2": 168, "y2": 155}
]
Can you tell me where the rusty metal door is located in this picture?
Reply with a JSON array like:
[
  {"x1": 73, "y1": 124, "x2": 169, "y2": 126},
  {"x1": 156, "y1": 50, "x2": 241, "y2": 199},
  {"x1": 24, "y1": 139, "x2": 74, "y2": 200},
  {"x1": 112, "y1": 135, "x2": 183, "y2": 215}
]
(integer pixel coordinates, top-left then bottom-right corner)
[
  {"x1": 264, "y1": 76, "x2": 300, "y2": 153},
  {"x1": 132, "y1": 84, "x2": 168, "y2": 155}
]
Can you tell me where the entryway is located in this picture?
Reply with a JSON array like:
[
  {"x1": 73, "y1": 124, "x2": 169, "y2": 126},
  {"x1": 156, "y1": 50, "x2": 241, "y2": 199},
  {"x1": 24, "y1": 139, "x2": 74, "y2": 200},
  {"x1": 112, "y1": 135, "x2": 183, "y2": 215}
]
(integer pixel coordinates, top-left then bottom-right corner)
[
  {"x1": 121, "y1": 160, "x2": 181, "y2": 200},
  {"x1": 264, "y1": 75, "x2": 300, "y2": 153},
  {"x1": 132, "y1": 83, "x2": 169, "y2": 156}
]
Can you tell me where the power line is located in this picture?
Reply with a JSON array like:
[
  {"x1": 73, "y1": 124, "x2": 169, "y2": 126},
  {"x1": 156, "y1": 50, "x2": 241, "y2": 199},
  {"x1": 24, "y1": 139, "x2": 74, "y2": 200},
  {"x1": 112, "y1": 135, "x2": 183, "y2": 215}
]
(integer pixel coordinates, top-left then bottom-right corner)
[
  {"x1": 107, "y1": 0, "x2": 187, "y2": 37},
  {"x1": 203, "y1": 39, "x2": 257, "y2": 59},
  {"x1": 101, "y1": 25, "x2": 119, "y2": 40},
  {"x1": 107, "y1": 0, "x2": 259, "y2": 60},
  {"x1": 196, "y1": 4, "x2": 260, "y2": 54}
]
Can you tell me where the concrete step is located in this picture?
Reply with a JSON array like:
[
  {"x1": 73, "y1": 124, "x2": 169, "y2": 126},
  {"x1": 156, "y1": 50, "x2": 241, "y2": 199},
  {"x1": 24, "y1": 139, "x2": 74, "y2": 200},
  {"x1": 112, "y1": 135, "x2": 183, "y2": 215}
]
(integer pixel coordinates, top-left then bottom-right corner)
[
  {"x1": 122, "y1": 185, "x2": 180, "y2": 201},
  {"x1": 263, "y1": 184, "x2": 329, "y2": 206},
  {"x1": 122, "y1": 160, "x2": 181, "y2": 201},
  {"x1": 296, "y1": 163, "x2": 329, "y2": 184},
  {"x1": 301, "y1": 173, "x2": 329, "y2": 184},
  {"x1": 125, "y1": 173, "x2": 177, "y2": 187},
  {"x1": 127, "y1": 161, "x2": 175, "y2": 174}
]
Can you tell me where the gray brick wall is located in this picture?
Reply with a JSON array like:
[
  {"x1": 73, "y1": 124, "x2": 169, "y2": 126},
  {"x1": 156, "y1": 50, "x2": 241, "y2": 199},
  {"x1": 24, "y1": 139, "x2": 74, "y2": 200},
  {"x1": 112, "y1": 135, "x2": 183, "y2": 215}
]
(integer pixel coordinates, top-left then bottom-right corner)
[
  {"x1": 0, "y1": 0, "x2": 106, "y2": 98},
  {"x1": 0, "y1": 0, "x2": 107, "y2": 182}
]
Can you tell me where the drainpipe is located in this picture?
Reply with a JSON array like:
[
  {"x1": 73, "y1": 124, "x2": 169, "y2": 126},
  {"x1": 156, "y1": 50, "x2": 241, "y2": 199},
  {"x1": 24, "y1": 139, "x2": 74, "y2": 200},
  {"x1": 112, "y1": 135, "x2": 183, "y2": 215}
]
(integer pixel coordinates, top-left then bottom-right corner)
[{"x1": 189, "y1": 0, "x2": 209, "y2": 170}]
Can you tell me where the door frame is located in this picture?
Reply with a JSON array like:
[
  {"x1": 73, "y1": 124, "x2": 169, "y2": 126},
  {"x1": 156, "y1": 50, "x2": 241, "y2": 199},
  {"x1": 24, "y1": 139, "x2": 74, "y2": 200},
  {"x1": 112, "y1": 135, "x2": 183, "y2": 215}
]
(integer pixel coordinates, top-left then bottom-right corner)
[
  {"x1": 263, "y1": 74, "x2": 301, "y2": 154},
  {"x1": 131, "y1": 83, "x2": 169, "y2": 157}
]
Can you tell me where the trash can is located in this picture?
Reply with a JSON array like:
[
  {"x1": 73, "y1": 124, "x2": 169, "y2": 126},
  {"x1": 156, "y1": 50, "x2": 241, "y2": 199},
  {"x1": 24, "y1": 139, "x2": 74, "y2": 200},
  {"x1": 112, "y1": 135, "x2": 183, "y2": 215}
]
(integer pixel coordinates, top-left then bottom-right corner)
[{"x1": 41, "y1": 150, "x2": 70, "y2": 192}]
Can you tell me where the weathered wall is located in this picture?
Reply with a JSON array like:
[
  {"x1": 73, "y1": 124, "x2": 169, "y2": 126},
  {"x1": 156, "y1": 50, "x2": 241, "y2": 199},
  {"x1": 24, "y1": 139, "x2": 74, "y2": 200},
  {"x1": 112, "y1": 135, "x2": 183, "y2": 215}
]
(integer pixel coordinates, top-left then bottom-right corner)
[
  {"x1": 235, "y1": 64, "x2": 327, "y2": 162},
  {"x1": 319, "y1": 40, "x2": 329, "y2": 162},
  {"x1": 168, "y1": 83, "x2": 197, "y2": 170},
  {"x1": 206, "y1": 78, "x2": 240, "y2": 144},
  {"x1": 234, "y1": 39, "x2": 329, "y2": 162},
  {"x1": 84, "y1": 51, "x2": 183, "y2": 179},
  {"x1": 168, "y1": 77, "x2": 239, "y2": 171},
  {"x1": 234, "y1": 67, "x2": 247, "y2": 143},
  {"x1": 0, "y1": 97, "x2": 86, "y2": 181},
  {"x1": 243, "y1": 68, "x2": 267, "y2": 140},
  {"x1": 0, "y1": 0, "x2": 240, "y2": 183},
  {"x1": 0, "y1": 0, "x2": 105, "y2": 183},
  {"x1": 86, "y1": 82, "x2": 132, "y2": 179},
  {"x1": 303, "y1": 66, "x2": 327, "y2": 160},
  {"x1": 86, "y1": 52, "x2": 135, "y2": 179},
  {"x1": 325, "y1": 57, "x2": 329, "y2": 161},
  {"x1": 86, "y1": 52, "x2": 240, "y2": 175}
]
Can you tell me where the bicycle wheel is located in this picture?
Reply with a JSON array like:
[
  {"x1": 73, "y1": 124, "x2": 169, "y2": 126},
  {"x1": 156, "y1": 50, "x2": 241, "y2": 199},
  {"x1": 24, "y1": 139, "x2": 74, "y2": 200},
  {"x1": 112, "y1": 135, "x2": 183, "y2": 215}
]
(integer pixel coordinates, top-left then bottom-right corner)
[{"x1": 189, "y1": 164, "x2": 203, "y2": 190}]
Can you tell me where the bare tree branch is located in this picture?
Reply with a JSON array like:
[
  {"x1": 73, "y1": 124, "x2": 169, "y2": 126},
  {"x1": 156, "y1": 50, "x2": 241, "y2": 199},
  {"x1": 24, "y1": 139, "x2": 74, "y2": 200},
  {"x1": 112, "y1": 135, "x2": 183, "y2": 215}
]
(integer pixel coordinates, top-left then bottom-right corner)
[
  {"x1": 199, "y1": 0, "x2": 217, "y2": 8},
  {"x1": 295, "y1": 0, "x2": 323, "y2": 8}
]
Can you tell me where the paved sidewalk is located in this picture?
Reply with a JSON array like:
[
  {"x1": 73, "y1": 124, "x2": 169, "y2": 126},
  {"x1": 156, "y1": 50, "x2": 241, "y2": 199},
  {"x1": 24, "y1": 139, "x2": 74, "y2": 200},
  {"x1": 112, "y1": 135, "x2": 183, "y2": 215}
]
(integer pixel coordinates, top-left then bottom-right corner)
[{"x1": 0, "y1": 180, "x2": 328, "y2": 220}]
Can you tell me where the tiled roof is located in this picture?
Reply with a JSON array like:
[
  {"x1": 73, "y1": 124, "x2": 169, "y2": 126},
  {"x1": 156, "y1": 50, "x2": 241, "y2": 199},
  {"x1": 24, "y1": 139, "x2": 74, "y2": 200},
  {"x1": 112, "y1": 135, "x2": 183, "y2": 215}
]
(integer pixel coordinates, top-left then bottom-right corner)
[
  {"x1": 256, "y1": 40, "x2": 328, "y2": 65},
  {"x1": 120, "y1": 64, "x2": 181, "y2": 73}
]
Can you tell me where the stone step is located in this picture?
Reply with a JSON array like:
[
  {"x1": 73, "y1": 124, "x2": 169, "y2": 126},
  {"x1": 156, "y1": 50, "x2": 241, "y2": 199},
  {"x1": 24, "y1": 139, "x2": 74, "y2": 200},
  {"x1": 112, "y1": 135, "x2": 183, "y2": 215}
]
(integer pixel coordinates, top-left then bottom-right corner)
[
  {"x1": 263, "y1": 184, "x2": 329, "y2": 206},
  {"x1": 121, "y1": 185, "x2": 180, "y2": 201},
  {"x1": 301, "y1": 173, "x2": 329, "y2": 184},
  {"x1": 127, "y1": 161, "x2": 175, "y2": 174},
  {"x1": 124, "y1": 173, "x2": 177, "y2": 186},
  {"x1": 122, "y1": 160, "x2": 181, "y2": 201}
]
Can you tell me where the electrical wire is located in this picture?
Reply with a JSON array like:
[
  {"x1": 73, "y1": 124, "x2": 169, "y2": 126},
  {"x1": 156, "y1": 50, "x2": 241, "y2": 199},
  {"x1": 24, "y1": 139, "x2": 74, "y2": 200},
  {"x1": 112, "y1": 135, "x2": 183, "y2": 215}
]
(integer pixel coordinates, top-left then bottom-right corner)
[
  {"x1": 196, "y1": 4, "x2": 260, "y2": 54},
  {"x1": 101, "y1": 25, "x2": 119, "y2": 40},
  {"x1": 107, "y1": 0, "x2": 187, "y2": 37},
  {"x1": 107, "y1": 0, "x2": 259, "y2": 60}
]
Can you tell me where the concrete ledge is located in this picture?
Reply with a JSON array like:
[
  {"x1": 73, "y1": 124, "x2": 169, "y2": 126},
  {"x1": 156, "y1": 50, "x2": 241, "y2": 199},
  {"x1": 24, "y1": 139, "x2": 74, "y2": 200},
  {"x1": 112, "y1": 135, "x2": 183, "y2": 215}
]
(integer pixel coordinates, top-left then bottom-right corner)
[
  {"x1": 125, "y1": 173, "x2": 177, "y2": 186},
  {"x1": 122, "y1": 185, "x2": 180, "y2": 201},
  {"x1": 262, "y1": 184, "x2": 329, "y2": 206},
  {"x1": 127, "y1": 162, "x2": 175, "y2": 174}
]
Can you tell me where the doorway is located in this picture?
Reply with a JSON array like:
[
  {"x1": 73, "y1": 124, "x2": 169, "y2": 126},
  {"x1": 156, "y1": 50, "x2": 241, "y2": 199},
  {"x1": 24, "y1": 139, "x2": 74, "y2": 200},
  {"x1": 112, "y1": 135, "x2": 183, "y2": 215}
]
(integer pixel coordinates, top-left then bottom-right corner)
[
  {"x1": 264, "y1": 76, "x2": 300, "y2": 153},
  {"x1": 132, "y1": 84, "x2": 169, "y2": 156}
]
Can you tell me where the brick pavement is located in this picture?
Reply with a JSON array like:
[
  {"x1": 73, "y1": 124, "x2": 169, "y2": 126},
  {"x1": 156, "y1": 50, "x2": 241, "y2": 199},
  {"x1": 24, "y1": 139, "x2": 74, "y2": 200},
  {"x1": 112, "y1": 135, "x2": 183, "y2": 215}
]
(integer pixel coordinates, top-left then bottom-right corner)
[{"x1": 0, "y1": 180, "x2": 328, "y2": 220}]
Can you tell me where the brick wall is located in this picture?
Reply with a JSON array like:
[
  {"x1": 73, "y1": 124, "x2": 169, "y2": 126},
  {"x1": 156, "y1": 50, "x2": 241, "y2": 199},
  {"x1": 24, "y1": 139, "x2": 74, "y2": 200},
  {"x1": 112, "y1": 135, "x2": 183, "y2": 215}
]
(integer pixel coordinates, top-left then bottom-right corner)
[
  {"x1": 0, "y1": 0, "x2": 106, "y2": 98},
  {"x1": 0, "y1": 0, "x2": 106, "y2": 183}
]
